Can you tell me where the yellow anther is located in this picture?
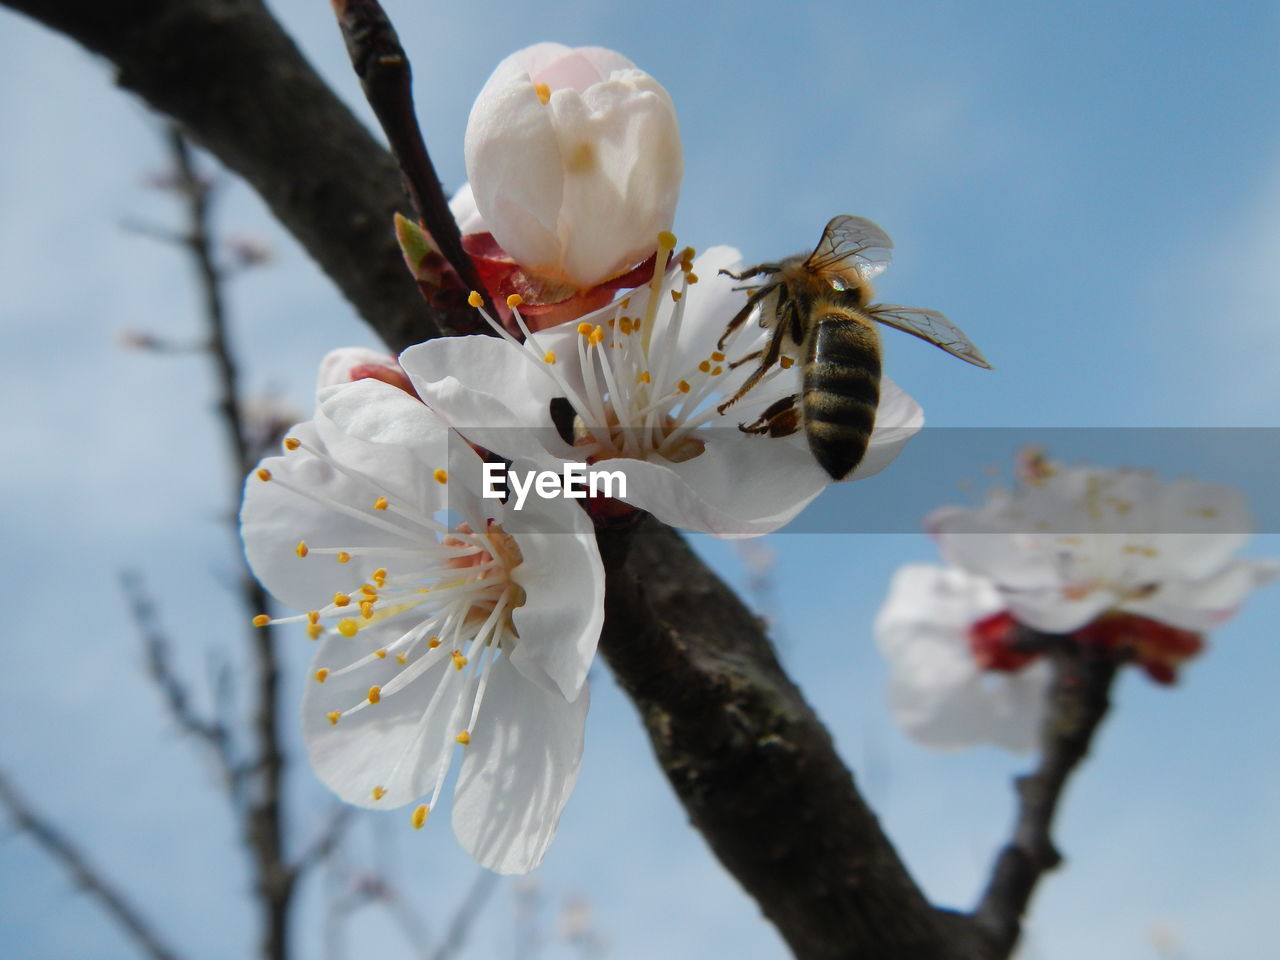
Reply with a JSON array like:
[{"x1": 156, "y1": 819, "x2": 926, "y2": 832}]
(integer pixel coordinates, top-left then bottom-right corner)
[
  {"x1": 314, "y1": 668, "x2": 329, "y2": 684},
  {"x1": 621, "y1": 297, "x2": 631, "y2": 309},
  {"x1": 455, "y1": 730, "x2": 471, "y2": 746},
  {"x1": 374, "y1": 649, "x2": 387, "y2": 659},
  {"x1": 589, "y1": 325, "x2": 605, "y2": 346},
  {"x1": 699, "y1": 360, "x2": 711, "y2": 373},
  {"x1": 336, "y1": 551, "x2": 351, "y2": 564},
  {"x1": 367, "y1": 685, "x2": 382, "y2": 704},
  {"x1": 428, "y1": 637, "x2": 441, "y2": 649},
  {"x1": 607, "y1": 318, "x2": 616, "y2": 327},
  {"x1": 711, "y1": 352, "x2": 725, "y2": 362},
  {"x1": 360, "y1": 583, "x2": 378, "y2": 596},
  {"x1": 677, "y1": 380, "x2": 691, "y2": 394},
  {"x1": 712, "y1": 366, "x2": 723, "y2": 376},
  {"x1": 373, "y1": 497, "x2": 388, "y2": 511},
  {"x1": 396, "y1": 653, "x2": 407, "y2": 665},
  {"x1": 619, "y1": 317, "x2": 634, "y2": 335},
  {"x1": 333, "y1": 593, "x2": 351, "y2": 607},
  {"x1": 687, "y1": 273, "x2": 699, "y2": 284},
  {"x1": 533, "y1": 82, "x2": 551, "y2": 104},
  {"x1": 658, "y1": 230, "x2": 677, "y2": 249},
  {"x1": 307, "y1": 623, "x2": 323, "y2": 641},
  {"x1": 506, "y1": 293, "x2": 524, "y2": 308},
  {"x1": 411, "y1": 804, "x2": 429, "y2": 829},
  {"x1": 373, "y1": 568, "x2": 388, "y2": 586},
  {"x1": 326, "y1": 711, "x2": 341, "y2": 726},
  {"x1": 371, "y1": 786, "x2": 386, "y2": 801},
  {"x1": 308, "y1": 611, "x2": 320, "y2": 624},
  {"x1": 577, "y1": 322, "x2": 593, "y2": 336},
  {"x1": 468, "y1": 290, "x2": 484, "y2": 308},
  {"x1": 295, "y1": 541, "x2": 309, "y2": 559},
  {"x1": 1194, "y1": 507, "x2": 1220, "y2": 518},
  {"x1": 338, "y1": 618, "x2": 359, "y2": 638},
  {"x1": 433, "y1": 469, "x2": 448, "y2": 484},
  {"x1": 679, "y1": 246, "x2": 695, "y2": 263},
  {"x1": 451, "y1": 650, "x2": 468, "y2": 670},
  {"x1": 284, "y1": 437, "x2": 300, "y2": 451},
  {"x1": 670, "y1": 290, "x2": 683, "y2": 302},
  {"x1": 252, "y1": 614, "x2": 270, "y2": 627},
  {"x1": 360, "y1": 601, "x2": 375, "y2": 620},
  {"x1": 637, "y1": 370, "x2": 651, "y2": 384},
  {"x1": 543, "y1": 350, "x2": 557, "y2": 364},
  {"x1": 256, "y1": 468, "x2": 272, "y2": 482},
  {"x1": 780, "y1": 357, "x2": 795, "y2": 369}
]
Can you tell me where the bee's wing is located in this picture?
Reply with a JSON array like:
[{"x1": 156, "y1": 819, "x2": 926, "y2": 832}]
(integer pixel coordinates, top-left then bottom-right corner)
[
  {"x1": 803, "y1": 215, "x2": 894, "y2": 280},
  {"x1": 867, "y1": 304, "x2": 994, "y2": 369}
]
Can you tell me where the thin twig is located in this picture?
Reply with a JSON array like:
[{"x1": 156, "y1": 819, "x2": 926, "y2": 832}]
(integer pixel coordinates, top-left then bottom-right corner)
[
  {"x1": 0, "y1": 771, "x2": 184, "y2": 960},
  {"x1": 973, "y1": 637, "x2": 1119, "y2": 957},
  {"x1": 331, "y1": 0, "x2": 491, "y2": 330},
  {"x1": 120, "y1": 568, "x2": 243, "y2": 800}
]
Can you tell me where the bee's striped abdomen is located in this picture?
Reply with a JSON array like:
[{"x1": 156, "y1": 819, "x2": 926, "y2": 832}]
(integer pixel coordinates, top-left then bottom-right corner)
[{"x1": 802, "y1": 311, "x2": 881, "y2": 480}]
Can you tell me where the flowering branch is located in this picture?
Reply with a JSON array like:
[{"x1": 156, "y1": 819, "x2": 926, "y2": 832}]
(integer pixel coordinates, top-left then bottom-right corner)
[
  {"x1": 973, "y1": 632, "x2": 1119, "y2": 957},
  {"x1": 0, "y1": 771, "x2": 184, "y2": 960},
  {"x1": 3, "y1": 2, "x2": 983, "y2": 955}
]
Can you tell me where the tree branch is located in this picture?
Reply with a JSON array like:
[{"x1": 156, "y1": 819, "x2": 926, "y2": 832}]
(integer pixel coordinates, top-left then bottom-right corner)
[
  {"x1": 331, "y1": 0, "x2": 491, "y2": 329},
  {"x1": 0, "y1": 771, "x2": 184, "y2": 960},
  {"x1": 598, "y1": 520, "x2": 982, "y2": 960},
  {"x1": 973, "y1": 639, "x2": 1119, "y2": 957}
]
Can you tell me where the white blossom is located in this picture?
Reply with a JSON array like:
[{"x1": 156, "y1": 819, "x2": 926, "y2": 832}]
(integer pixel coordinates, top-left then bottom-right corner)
[
  {"x1": 402, "y1": 244, "x2": 922, "y2": 536},
  {"x1": 241, "y1": 378, "x2": 604, "y2": 873},
  {"x1": 876, "y1": 565, "x2": 1051, "y2": 752},
  {"x1": 928, "y1": 453, "x2": 1278, "y2": 633},
  {"x1": 465, "y1": 43, "x2": 682, "y2": 293}
]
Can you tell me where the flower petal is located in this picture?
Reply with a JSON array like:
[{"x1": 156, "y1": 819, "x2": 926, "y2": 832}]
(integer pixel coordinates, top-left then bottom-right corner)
[
  {"x1": 302, "y1": 626, "x2": 466, "y2": 809},
  {"x1": 452, "y1": 656, "x2": 589, "y2": 873},
  {"x1": 1124, "y1": 557, "x2": 1280, "y2": 630},
  {"x1": 504, "y1": 475, "x2": 605, "y2": 701},
  {"x1": 876, "y1": 565, "x2": 1049, "y2": 752}
]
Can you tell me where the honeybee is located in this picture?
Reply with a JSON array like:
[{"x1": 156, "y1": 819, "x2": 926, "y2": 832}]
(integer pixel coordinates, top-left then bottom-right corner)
[{"x1": 717, "y1": 215, "x2": 992, "y2": 479}]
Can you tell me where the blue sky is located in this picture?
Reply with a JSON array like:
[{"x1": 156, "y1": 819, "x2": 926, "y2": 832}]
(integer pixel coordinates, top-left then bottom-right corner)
[{"x1": 1, "y1": 1, "x2": 1277, "y2": 958}]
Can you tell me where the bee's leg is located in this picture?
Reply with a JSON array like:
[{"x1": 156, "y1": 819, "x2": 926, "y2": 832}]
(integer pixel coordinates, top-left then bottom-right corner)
[
  {"x1": 718, "y1": 262, "x2": 781, "y2": 282},
  {"x1": 739, "y1": 394, "x2": 801, "y2": 438},
  {"x1": 716, "y1": 282, "x2": 777, "y2": 351},
  {"x1": 727, "y1": 349, "x2": 763, "y2": 370},
  {"x1": 717, "y1": 323, "x2": 786, "y2": 414}
]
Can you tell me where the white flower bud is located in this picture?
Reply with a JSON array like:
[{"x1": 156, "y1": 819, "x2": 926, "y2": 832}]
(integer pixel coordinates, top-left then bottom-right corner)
[{"x1": 465, "y1": 43, "x2": 683, "y2": 291}]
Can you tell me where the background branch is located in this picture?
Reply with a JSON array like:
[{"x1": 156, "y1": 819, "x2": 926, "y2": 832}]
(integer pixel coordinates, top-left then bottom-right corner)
[
  {"x1": 0, "y1": 771, "x2": 183, "y2": 960},
  {"x1": 121, "y1": 568, "x2": 243, "y2": 800},
  {"x1": 161, "y1": 126, "x2": 296, "y2": 960}
]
